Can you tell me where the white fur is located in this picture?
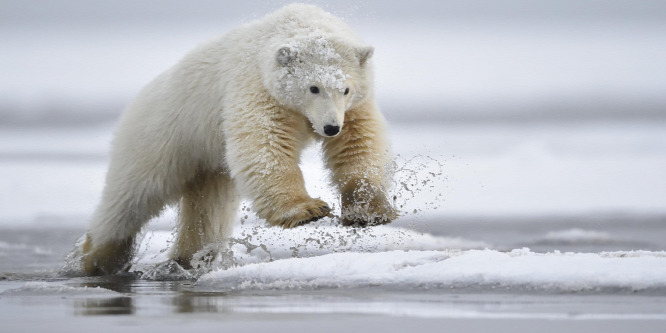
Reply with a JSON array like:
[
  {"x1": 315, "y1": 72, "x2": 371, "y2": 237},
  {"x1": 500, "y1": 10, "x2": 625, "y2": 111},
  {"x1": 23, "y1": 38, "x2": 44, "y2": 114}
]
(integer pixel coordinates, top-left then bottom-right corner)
[{"x1": 84, "y1": 4, "x2": 392, "y2": 274}]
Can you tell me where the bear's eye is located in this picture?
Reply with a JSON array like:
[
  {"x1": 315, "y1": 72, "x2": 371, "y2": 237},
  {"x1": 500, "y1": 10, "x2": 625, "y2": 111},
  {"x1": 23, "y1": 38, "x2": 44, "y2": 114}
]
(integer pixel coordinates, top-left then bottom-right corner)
[
  {"x1": 344, "y1": 88, "x2": 350, "y2": 95},
  {"x1": 309, "y1": 86, "x2": 320, "y2": 94}
]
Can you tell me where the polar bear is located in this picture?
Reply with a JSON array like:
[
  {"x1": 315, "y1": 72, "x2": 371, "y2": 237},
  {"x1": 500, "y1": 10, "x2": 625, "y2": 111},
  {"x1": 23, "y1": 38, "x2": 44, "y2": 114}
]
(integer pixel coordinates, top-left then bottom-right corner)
[{"x1": 81, "y1": 4, "x2": 396, "y2": 275}]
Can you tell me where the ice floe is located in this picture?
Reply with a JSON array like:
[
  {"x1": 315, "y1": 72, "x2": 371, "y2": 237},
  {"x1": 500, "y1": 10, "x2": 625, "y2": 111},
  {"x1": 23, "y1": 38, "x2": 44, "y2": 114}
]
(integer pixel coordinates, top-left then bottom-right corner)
[
  {"x1": 197, "y1": 248, "x2": 666, "y2": 292},
  {"x1": 127, "y1": 224, "x2": 666, "y2": 293}
]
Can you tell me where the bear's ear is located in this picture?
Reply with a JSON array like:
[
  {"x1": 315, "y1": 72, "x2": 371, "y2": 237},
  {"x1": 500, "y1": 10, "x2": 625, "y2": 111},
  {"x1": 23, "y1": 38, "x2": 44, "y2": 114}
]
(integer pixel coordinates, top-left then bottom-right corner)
[
  {"x1": 356, "y1": 46, "x2": 374, "y2": 66},
  {"x1": 276, "y1": 46, "x2": 297, "y2": 66}
]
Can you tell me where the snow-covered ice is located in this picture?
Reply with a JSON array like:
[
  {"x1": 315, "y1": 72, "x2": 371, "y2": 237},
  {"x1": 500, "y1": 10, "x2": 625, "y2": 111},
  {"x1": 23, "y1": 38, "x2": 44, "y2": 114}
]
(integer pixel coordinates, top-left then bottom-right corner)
[
  {"x1": 197, "y1": 249, "x2": 666, "y2": 292},
  {"x1": 118, "y1": 224, "x2": 666, "y2": 294},
  {"x1": 0, "y1": 281, "x2": 119, "y2": 297}
]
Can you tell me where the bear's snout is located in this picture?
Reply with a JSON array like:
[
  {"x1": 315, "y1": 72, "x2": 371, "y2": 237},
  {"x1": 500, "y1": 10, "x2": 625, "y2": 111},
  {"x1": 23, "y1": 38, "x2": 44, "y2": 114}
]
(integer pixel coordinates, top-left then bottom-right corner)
[{"x1": 323, "y1": 125, "x2": 340, "y2": 136}]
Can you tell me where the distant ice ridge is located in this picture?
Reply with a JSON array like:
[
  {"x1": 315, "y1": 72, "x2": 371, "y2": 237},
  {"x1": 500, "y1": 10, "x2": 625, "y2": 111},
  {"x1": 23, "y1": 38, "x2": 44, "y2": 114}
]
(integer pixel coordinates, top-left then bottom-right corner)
[
  {"x1": 542, "y1": 228, "x2": 614, "y2": 243},
  {"x1": 197, "y1": 248, "x2": 666, "y2": 292}
]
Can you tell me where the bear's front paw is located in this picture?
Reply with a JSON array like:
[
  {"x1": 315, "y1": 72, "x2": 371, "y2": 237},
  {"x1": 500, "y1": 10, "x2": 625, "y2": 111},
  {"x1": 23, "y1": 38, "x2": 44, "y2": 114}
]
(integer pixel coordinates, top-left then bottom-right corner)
[
  {"x1": 341, "y1": 192, "x2": 398, "y2": 227},
  {"x1": 273, "y1": 198, "x2": 332, "y2": 229},
  {"x1": 82, "y1": 235, "x2": 135, "y2": 276}
]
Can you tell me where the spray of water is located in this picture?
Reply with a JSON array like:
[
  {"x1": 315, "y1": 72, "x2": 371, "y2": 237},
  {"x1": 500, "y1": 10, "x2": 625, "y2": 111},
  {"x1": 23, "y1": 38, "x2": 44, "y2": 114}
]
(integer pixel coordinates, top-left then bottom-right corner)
[{"x1": 60, "y1": 154, "x2": 450, "y2": 280}]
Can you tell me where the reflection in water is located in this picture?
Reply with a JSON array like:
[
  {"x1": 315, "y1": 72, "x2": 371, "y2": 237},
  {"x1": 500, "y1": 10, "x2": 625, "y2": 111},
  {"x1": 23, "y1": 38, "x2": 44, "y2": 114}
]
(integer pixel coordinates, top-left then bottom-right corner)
[
  {"x1": 73, "y1": 276, "x2": 140, "y2": 316},
  {"x1": 75, "y1": 297, "x2": 134, "y2": 315},
  {"x1": 71, "y1": 275, "x2": 232, "y2": 316},
  {"x1": 170, "y1": 293, "x2": 223, "y2": 314},
  {"x1": 50, "y1": 274, "x2": 666, "y2": 320},
  {"x1": 68, "y1": 274, "x2": 305, "y2": 316}
]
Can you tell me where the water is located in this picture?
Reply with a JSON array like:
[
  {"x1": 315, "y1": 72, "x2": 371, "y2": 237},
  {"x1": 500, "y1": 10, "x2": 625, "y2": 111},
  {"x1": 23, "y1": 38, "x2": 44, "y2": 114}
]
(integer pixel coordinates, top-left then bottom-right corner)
[{"x1": 405, "y1": 214, "x2": 666, "y2": 253}]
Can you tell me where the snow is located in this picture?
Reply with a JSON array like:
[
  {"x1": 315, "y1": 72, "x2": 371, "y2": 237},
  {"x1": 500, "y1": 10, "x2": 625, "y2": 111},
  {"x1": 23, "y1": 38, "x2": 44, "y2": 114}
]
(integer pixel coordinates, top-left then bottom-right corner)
[
  {"x1": 279, "y1": 35, "x2": 351, "y2": 92},
  {"x1": 197, "y1": 249, "x2": 666, "y2": 292}
]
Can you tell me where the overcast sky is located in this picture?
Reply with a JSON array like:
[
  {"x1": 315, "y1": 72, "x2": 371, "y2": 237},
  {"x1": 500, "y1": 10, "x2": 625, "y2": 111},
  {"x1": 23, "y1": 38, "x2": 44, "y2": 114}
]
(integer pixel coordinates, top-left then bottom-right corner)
[{"x1": 3, "y1": 1, "x2": 665, "y2": 26}]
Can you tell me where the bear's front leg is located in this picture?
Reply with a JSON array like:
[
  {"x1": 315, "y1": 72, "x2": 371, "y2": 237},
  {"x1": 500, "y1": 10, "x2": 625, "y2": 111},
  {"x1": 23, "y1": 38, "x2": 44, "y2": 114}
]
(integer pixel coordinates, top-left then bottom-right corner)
[
  {"x1": 323, "y1": 101, "x2": 398, "y2": 227},
  {"x1": 226, "y1": 104, "x2": 331, "y2": 228},
  {"x1": 82, "y1": 235, "x2": 135, "y2": 275}
]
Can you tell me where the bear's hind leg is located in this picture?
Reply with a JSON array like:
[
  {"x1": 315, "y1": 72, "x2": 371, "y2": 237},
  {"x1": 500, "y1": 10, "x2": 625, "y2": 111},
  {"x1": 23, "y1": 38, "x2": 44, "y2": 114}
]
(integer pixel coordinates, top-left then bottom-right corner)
[
  {"x1": 83, "y1": 181, "x2": 170, "y2": 275},
  {"x1": 171, "y1": 171, "x2": 240, "y2": 269}
]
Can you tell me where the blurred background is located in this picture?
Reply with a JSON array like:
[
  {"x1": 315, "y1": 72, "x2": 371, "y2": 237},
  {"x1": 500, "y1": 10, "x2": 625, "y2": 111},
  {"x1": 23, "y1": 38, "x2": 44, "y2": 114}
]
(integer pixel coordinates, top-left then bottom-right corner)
[{"x1": 1, "y1": 1, "x2": 665, "y2": 247}]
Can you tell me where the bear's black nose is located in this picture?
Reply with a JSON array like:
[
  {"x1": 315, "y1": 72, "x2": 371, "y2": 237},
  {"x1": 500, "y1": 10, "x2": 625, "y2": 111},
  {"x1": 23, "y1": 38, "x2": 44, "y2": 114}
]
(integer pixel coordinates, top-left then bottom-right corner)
[{"x1": 323, "y1": 125, "x2": 340, "y2": 136}]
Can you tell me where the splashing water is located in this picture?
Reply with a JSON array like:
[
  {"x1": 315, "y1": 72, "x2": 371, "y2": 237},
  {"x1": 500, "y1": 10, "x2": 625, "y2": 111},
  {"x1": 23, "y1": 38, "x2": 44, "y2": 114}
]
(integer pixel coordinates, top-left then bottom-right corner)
[
  {"x1": 59, "y1": 153, "x2": 454, "y2": 280},
  {"x1": 390, "y1": 154, "x2": 448, "y2": 220}
]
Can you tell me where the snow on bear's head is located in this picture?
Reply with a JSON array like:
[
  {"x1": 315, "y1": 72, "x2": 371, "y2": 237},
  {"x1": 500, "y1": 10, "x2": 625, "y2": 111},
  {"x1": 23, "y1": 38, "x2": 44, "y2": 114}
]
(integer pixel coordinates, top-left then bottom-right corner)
[{"x1": 266, "y1": 34, "x2": 374, "y2": 137}]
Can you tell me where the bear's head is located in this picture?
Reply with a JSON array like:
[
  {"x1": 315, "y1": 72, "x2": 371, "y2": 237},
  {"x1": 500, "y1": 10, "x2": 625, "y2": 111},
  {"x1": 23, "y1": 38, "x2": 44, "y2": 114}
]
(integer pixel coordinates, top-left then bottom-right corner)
[{"x1": 265, "y1": 35, "x2": 374, "y2": 137}]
